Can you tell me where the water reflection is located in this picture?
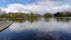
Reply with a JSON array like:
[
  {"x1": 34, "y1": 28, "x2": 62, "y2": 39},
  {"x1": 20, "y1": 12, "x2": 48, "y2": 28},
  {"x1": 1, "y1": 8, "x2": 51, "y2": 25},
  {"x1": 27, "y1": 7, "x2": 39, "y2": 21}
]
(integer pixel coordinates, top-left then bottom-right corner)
[
  {"x1": 8, "y1": 18, "x2": 71, "y2": 33},
  {"x1": 55, "y1": 17, "x2": 71, "y2": 22},
  {"x1": 7, "y1": 18, "x2": 71, "y2": 34},
  {"x1": 0, "y1": 18, "x2": 71, "y2": 40},
  {"x1": 44, "y1": 17, "x2": 51, "y2": 22},
  {"x1": 5, "y1": 17, "x2": 71, "y2": 23},
  {"x1": 8, "y1": 18, "x2": 41, "y2": 23}
]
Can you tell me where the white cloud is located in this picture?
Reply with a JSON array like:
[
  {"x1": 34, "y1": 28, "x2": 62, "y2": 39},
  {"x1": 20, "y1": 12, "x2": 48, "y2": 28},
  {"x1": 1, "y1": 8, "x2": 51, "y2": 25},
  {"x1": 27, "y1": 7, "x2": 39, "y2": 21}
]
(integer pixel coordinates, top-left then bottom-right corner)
[
  {"x1": 3, "y1": 3, "x2": 48, "y2": 14},
  {"x1": 1, "y1": 0, "x2": 71, "y2": 14}
]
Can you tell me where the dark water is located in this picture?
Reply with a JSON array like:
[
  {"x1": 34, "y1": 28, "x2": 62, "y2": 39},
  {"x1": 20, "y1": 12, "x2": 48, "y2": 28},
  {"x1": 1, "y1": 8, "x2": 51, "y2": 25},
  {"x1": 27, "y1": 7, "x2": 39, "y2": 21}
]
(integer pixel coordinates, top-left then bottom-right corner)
[{"x1": 0, "y1": 18, "x2": 71, "y2": 40}]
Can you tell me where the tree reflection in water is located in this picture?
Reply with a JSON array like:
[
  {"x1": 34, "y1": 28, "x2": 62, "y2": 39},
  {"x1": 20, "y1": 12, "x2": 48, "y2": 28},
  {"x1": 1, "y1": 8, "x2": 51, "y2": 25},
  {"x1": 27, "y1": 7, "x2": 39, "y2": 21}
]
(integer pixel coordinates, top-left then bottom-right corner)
[{"x1": 55, "y1": 17, "x2": 71, "y2": 22}]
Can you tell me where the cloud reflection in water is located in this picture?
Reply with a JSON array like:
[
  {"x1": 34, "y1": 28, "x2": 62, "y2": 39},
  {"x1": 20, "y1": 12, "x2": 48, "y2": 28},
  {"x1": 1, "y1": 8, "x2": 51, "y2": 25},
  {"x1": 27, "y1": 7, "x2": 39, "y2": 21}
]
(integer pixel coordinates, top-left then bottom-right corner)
[{"x1": 8, "y1": 18, "x2": 71, "y2": 33}]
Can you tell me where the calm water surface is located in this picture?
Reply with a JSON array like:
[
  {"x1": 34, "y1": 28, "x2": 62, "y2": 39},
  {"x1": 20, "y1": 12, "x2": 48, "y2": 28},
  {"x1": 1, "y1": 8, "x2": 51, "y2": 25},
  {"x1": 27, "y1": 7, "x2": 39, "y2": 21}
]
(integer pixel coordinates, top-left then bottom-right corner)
[{"x1": 0, "y1": 18, "x2": 71, "y2": 40}]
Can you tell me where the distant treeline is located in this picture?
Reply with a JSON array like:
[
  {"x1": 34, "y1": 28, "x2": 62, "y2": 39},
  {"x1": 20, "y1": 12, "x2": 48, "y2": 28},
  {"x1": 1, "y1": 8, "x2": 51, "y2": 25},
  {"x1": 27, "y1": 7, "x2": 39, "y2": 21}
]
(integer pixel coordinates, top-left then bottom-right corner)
[
  {"x1": 0, "y1": 11, "x2": 71, "y2": 19},
  {"x1": 54, "y1": 12, "x2": 71, "y2": 17},
  {"x1": 0, "y1": 12, "x2": 53, "y2": 19}
]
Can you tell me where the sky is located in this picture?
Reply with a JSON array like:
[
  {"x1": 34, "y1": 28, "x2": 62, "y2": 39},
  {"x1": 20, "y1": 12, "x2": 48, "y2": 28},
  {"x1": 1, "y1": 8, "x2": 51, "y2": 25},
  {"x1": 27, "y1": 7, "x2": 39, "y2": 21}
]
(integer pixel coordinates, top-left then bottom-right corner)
[{"x1": 0, "y1": 0, "x2": 71, "y2": 14}]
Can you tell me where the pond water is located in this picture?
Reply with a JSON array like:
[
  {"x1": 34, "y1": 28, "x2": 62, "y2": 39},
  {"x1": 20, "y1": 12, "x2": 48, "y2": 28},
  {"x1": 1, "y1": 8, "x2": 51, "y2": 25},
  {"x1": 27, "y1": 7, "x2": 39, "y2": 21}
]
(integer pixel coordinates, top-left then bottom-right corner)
[{"x1": 0, "y1": 18, "x2": 71, "y2": 40}]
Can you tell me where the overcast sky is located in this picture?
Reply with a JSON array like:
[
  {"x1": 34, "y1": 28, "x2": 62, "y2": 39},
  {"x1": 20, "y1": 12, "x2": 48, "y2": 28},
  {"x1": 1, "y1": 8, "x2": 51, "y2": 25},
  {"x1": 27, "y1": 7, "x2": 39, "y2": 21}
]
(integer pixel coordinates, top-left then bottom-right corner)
[{"x1": 0, "y1": 0, "x2": 71, "y2": 14}]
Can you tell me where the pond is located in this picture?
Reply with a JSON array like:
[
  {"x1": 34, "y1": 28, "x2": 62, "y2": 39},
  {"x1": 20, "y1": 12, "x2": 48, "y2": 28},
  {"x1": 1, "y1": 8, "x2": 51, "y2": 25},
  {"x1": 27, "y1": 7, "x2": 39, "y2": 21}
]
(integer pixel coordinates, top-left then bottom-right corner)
[{"x1": 0, "y1": 18, "x2": 71, "y2": 40}]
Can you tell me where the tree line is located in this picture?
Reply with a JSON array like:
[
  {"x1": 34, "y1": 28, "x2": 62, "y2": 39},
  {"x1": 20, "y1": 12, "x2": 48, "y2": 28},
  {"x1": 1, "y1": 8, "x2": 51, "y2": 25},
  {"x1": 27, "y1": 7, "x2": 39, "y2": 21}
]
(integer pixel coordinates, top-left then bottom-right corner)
[
  {"x1": 0, "y1": 12, "x2": 53, "y2": 19},
  {"x1": 0, "y1": 11, "x2": 71, "y2": 19}
]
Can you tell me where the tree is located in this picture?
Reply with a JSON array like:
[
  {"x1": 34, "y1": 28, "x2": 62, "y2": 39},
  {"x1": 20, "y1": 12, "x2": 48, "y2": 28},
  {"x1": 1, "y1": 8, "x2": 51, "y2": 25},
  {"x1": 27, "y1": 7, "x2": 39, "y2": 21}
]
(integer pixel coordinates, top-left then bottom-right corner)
[{"x1": 43, "y1": 13, "x2": 53, "y2": 18}]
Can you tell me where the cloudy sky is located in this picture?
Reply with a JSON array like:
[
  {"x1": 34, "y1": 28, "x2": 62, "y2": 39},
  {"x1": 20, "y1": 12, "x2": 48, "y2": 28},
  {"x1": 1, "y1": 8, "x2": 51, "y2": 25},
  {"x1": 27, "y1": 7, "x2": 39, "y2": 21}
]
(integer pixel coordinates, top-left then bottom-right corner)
[{"x1": 0, "y1": 0, "x2": 71, "y2": 14}]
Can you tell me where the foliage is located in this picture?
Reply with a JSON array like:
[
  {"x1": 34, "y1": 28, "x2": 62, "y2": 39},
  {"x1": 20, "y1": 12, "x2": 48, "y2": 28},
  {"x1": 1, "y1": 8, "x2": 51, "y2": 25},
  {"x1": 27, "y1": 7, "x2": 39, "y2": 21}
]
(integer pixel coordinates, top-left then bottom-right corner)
[
  {"x1": 43, "y1": 13, "x2": 53, "y2": 18},
  {"x1": 0, "y1": 12, "x2": 42, "y2": 19},
  {"x1": 54, "y1": 12, "x2": 71, "y2": 17},
  {"x1": 0, "y1": 11, "x2": 71, "y2": 21}
]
